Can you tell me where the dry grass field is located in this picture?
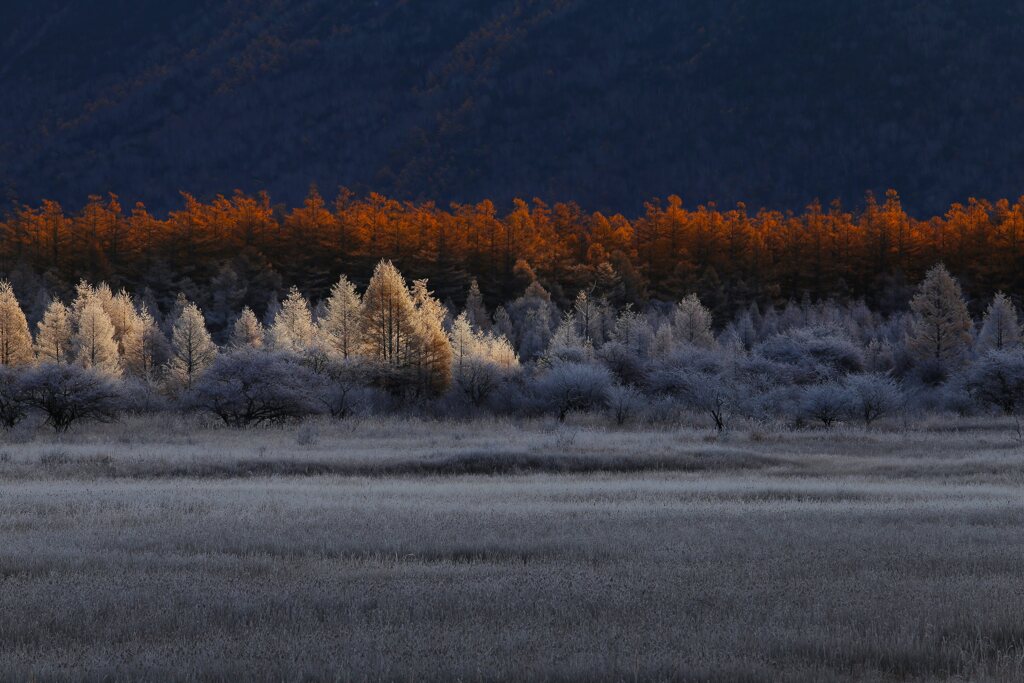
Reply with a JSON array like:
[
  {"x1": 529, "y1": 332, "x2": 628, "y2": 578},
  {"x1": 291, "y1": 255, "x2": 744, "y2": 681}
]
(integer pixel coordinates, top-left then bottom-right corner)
[{"x1": 3, "y1": 415, "x2": 1024, "y2": 681}]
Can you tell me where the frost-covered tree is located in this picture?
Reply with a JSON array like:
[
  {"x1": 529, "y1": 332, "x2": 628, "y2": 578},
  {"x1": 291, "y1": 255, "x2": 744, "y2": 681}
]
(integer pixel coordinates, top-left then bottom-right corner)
[
  {"x1": 605, "y1": 384, "x2": 643, "y2": 425},
  {"x1": 360, "y1": 261, "x2": 418, "y2": 366},
  {"x1": 320, "y1": 275, "x2": 362, "y2": 359},
  {"x1": 0, "y1": 284, "x2": 33, "y2": 364},
  {"x1": 504, "y1": 281, "x2": 557, "y2": 361},
  {"x1": 544, "y1": 312, "x2": 591, "y2": 365},
  {"x1": 672, "y1": 293, "x2": 716, "y2": 348},
  {"x1": 977, "y1": 292, "x2": 1021, "y2": 352},
  {"x1": 572, "y1": 290, "x2": 603, "y2": 345},
  {"x1": 658, "y1": 368, "x2": 741, "y2": 432},
  {"x1": 230, "y1": 307, "x2": 264, "y2": 350},
  {"x1": 449, "y1": 312, "x2": 518, "y2": 405},
  {"x1": 0, "y1": 281, "x2": 34, "y2": 367},
  {"x1": 122, "y1": 309, "x2": 169, "y2": 382},
  {"x1": 269, "y1": 286, "x2": 317, "y2": 352},
  {"x1": 70, "y1": 280, "x2": 95, "y2": 320},
  {"x1": 907, "y1": 264, "x2": 973, "y2": 369},
  {"x1": 104, "y1": 289, "x2": 140, "y2": 351},
  {"x1": 410, "y1": 279, "x2": 453, "y2": 394},
  {"x1": 465, "y1": 278, "x2": 490, "y2": 331},
  {"x1": 73, "y1": 298, "x2": 120, "y2": 376},
  {"x1": 963, "y1": 350, "x2": 1024, "y2": 415},
  {"x1": 610, "y1": 308, "x2": 654, "y2": 357},
  {"x1": 35, "y1": 298, "x2": 74, "y2": 364},
  {"x1": 166, "y1": 301, "x2": 217, "y2": 390}
]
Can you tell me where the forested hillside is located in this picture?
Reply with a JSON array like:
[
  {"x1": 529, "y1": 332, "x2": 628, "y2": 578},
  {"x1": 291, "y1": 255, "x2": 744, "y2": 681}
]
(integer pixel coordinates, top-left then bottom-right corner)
[{"x1": 2, "y1": 0, "x2": 1023, "y2": 213}]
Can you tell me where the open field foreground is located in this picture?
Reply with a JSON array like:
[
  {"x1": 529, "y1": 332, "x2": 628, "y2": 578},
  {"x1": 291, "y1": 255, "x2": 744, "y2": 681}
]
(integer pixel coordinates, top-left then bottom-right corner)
[{"x1": 4, "y1": 417, "x2": 1024, "y2": 681}]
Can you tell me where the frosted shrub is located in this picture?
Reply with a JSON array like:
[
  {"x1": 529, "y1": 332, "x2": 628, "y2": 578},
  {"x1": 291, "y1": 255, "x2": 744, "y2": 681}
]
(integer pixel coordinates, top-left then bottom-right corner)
[
  {"x1": 186, "y1": 350, "x2": 321, "y2": 427},
  {"x1": 18, "y1": 363, "x2": 124, "y2": 432},
  {"x1": 0, "y1": 367, "x2": 27, "y2": 429},
  {"x1": 798, "y1": 383, "x2": 853, "y2": 428},
  {"x1": 843, "y1": 373, "x2": 902, "y2": 426},
  {"x1": 757, "y1": 326, "x2": 864, "y2": 379},
  {"x1": 962, "y1": 350, "x2": 1024, "y2": 415},
  {"x1": 598, "y1": 341, "x2": 649, "y2": 386},
  {"x1": 681, "y1": 371, "x2": 740, "y2": 432},
  {"x1": 316, "y1": 358, "x2": 372, "y2": 418},
  {"x1": 533, "y1": 362, "x2": 613, "y2": 421},
  {"x1": 605, "y1": 384, "x2": 644, "y2": 426}
]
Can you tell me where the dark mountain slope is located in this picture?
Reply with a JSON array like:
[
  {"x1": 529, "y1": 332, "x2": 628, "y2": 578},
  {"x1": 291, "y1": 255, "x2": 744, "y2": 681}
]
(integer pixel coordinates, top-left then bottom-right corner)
[{"x1": 1, "y1": 0, "x2": 1022, "y2": 214}]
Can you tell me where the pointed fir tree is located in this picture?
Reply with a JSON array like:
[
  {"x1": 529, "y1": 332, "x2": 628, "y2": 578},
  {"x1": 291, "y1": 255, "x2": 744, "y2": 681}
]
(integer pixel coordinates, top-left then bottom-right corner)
[
  {"x1": 230, "y1": 307, "x2": 265, "y2": 350},
  {"x1": 0, "y1": 280, "x2": 34, "y2": 367},
  {"x1": 105, "y1": 289, "x2": 140, "y2": 351},
  {"x1": 269, "y1": 286, "x2": 316, "y2": 353},
  {"x1": 360, "y1": 260, "x2": 418, "y2": 366},
  {"x1": 73, "y1": 298, "x2": 120, "y2": 376},
  {"x1": 320, "y1": 275, "x2": 362, "y2": 359},
  {"x1": 35, "y1": 298, "x2": 74, "y2": 364},
  {"x1": 122, "y1": 309, "x2": 169, "y2": 382},
  {"x1": 672, "y1": 293, "x2": 716, "y2": 348},
  {"x1": 977, "y1": 292, "x2": 1021, "y2": 352},
  {"x1": 464, "y1": 278, "x2": 490, "y2": 331},
  {"x1": 410, "y1": 278, "x2": 453, "y2": 393},
  {"x1": 907, "y1": 264, "x2": 974, "y2": 368},
  {"x1": 166, "y1": 301, "x2": 217, "y2": 390}
]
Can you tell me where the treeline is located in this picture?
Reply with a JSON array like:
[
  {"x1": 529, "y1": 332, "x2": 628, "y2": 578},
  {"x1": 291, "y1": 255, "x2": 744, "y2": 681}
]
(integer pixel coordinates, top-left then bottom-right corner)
[
  {"x1": 2, "y1": 190, "x2": 1024, "y2": 337},
  {"x1": 1, "y1": 261, "x2": 1023, "y2": 433}
]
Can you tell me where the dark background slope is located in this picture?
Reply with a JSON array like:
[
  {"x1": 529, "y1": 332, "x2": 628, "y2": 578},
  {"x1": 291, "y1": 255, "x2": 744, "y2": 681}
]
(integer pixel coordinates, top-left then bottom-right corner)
[{"x1": 2, "y1": 0, "x2": 1022, "y2": 214}]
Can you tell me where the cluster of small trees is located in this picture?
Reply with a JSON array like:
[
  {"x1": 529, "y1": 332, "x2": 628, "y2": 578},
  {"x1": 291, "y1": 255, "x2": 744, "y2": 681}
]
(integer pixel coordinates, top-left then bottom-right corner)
[{"x1": 1, "y1": 261, "x2": 1023, "y2": 432}]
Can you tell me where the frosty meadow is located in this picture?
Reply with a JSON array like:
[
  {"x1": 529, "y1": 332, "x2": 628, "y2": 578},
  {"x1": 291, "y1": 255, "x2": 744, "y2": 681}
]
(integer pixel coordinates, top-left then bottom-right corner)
[{"x1": 3, "y1": 416, "x2": 1024, "y2": 680}]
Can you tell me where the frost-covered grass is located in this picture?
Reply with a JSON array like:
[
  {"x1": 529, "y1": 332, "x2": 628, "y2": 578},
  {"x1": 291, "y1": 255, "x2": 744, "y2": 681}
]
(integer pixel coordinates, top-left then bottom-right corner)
[{"x1": 3, "y1": 416, "x2": 1024, "y2": 680}]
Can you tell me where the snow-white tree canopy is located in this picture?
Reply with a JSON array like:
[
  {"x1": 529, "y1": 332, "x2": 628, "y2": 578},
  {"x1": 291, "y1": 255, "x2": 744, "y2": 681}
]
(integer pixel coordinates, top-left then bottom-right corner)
[
  {"x1": 35, "y1": 298, "x2": 74, "y2": 364},
  {"x1": 320, "y1": 275, "x2": 362, "y2": 359},
  {"x1": 0, "y1": 280, "x2": 34, "y2": 367},
  {"x1": 73, "y1": 298, "x2": 120, "y2": 377},
  {"x1": 270, "y1": 287, "x2": 317, "y2": 353}
]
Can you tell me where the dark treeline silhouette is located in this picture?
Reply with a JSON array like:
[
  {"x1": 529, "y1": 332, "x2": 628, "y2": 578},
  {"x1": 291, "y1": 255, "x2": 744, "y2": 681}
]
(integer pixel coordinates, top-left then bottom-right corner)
[{"x1": 2, "y1": 189, "x2": 1024, "y2": 329}]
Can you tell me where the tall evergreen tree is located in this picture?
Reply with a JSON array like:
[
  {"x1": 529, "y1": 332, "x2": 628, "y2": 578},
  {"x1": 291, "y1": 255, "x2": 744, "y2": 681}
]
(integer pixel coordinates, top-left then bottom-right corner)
[
  {"x1": 269, "y1": 286, "x2": 316, "y2": 352},
  {"x1": 167, "y1": 301, "x2": 217, "y2": 390},
  {"x1": 320, "y1": 275, "x2": 362, "y2": 359},
  {"x1": 360, "y1": 260, "x2": 417, "y2": 366},
  {"x1": 464, "y1": 278, "x2": 490, "y2": 331},
  {"x1": 73, "y1": 298, "x2": 120, "y2": 376},
  {"x1": 122, "y1": 309, "x2": 168, "y2": 382},
  {"x1": 907, "y1": 264, "x2": 973, "y2": 368},
  {"x1": 410, "y1": 278, "x2": 453, "y2": 393},
  {"x1": 230, "y1": 307, "x2": 264, "y2": 350},
  {"x1": 672, "y1": 293, "x2": 716, "y2": 348},
  {"x1": 35, "y1": 298, "x2": 74, "y2": 364},
  {"x1": 977, "y1": 292, "x2": 1021, "y2": 352},
  {"x1": 0, "y1": 281, "x2": 34, "y2": 367}
]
